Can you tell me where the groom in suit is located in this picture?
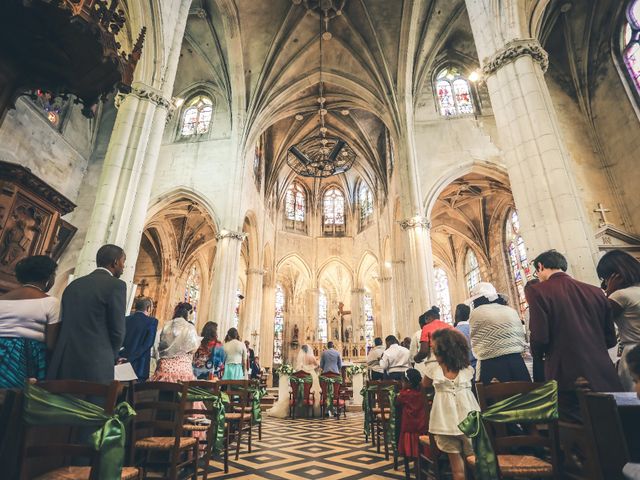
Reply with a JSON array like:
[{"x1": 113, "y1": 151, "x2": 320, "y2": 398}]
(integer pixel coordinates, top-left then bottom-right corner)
[
  {"x1": 320, "y1": 341, "x2": 342, "y2": 374},
  {"x1": 49, "y1": 244, "x2": 127, "y2": 384}
]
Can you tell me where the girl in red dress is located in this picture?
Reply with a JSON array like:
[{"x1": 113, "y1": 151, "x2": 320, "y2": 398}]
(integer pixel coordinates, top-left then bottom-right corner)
[{"x1": 397, "y1": 368, "x2": 429, "y2": 465}]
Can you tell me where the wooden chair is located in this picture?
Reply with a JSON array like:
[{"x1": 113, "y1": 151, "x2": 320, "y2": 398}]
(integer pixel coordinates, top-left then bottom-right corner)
[
  {"x1": 249, "y1": 379, "x2": 264, "y2": 441},
  {"x1": 288, "y1": 370, "x2": 315, "y2": 419},
  {"x1": 183, "y1": 380, "x2": 226, "y2": 480},
  {"x1": 466, "y1": 381, "x2": 561, "y2": 479},
  {"x1": 372, "y1": 380, "x2": 400, "y2": 463},
  {"x1": 18, "y1": 380, "x2": 141, "y2": 480},
  {"x1": 130, "y1": 382, "x2": 197, "y2": 480},
  {"x1": 366, "y1": 380, "x2": 396, "y2": 446},
  {"x1": 319, "y1": 372, "x2": 346, "y2": 419},
  {"x1": 415, "y1": 390, "x2": 449, "y2": 480},
  {"x1": 218, "y1": 380, "x2": 253, "y2": 465},
  {"x1": 0, "y1": 389, "x2": 23, "y2": 478}
]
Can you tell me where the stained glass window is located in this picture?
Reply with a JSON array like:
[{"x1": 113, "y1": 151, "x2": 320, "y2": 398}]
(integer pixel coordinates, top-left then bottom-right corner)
[
  {"x1": 318, "y1": 289, "x2": 328, "y2": 343},
  {"x1": 435, "y1": 68, "x2": 474, "y2": 116},
  {"x1": 359, "y1": 184, "x2": 374, "y2": 227},
  {"x1": 464, "y1": 249, "x2": 481, "y2": 293},
  {"x1": 274, "y1": 284, "x2": 285, "y2": 365},
  {"x1": 232, "y1": 288, "x2": 242, "y2": 329},
  {"x1": 323, "y1": 187, "x2": 345, "y2": 236},
  {"x1": 506, "y1": 210, "x2": 533, "y2": 317},
  {"x1": 285, "y1": 183, "x2": 305, "y2": 222},
  {"x1": 622, "y1": 0, "x2": 640, "y2": 93},
  {"x1": 363, "y1": 293, "x2": 374, "y2": 347},
  {"x1": 184, "y1": 264, "x2": 201, "y2": 322},
  {"x1": 433, "y1": 267, "x2": 453, "y2": 324},
  {"x1": 181, "y1": 96, "x2": 213, "y2": 136},
  {"x1": 34, "y1": 90, "x2": 64, "y2": 126}
]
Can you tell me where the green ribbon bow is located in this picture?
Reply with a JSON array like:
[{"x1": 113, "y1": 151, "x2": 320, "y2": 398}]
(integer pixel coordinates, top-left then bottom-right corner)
[
  {"x1": 360, "y1": 385, "x2": 376, "y2": 438},
  {"x1": 186, "y1": 387, "x2": 229, "y2": 455},
  {"x1": 457, "y1": 380, "x2": 559, "y2": 480},
  {"x1": 289, "y1": 376, "x2": 313, "y2": 414},
  {"x1": 320, "y1": 376, "x2": 343, "y2": 415},
  {"x1": 381, "y1": 385, "x2": 399, "y2": 452},
  {"x1": 248, "y1": 386, "x2": 267, "y2": 423},
  {"x1": 23, "y1": 383, "x2": 135, "y2": 480}
]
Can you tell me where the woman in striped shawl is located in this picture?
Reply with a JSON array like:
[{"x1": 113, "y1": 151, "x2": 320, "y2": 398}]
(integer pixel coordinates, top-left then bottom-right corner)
[{"x1": 468, "y1": 282, "x2": 531, "y2": 385}]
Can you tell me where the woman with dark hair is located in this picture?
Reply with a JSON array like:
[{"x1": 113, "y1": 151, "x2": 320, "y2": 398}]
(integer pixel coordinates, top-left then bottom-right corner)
[
  {"x1": 151, "y1": 302, "x2": 201, "y2": 381},
  {"x1": 597, "y1": 249, "x2": 640, "y2": 391},
  {"x1": 222, "y1": 327, "x2": 246, "y2": 380},
  {"x1": 468, "y1": 282, "x2": 530, "y2": 385},
  {"x1": 192, "y1": 321, "x2": 220, "y2": 379},
  {"x1": 0, "y1": 255, "x2": 59, "y2": 387}
]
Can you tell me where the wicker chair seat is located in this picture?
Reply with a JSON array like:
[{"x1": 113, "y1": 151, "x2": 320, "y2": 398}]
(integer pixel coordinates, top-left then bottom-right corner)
[
  {"x1": 135, "y1": 436, "x2": 197, "y2": 450},
  {"x1": 466, "y1": 454, "x2": 553, "y2": 476},
  {"x1": 34, "y1": 466, "x2": 140, "y2": 480},
  {"x1": 371, "y1": 407, "x2": 390, "y2": 414},
  {"x1": 225, "y1": 412, "x2": 252, "y2": 421},
  {"x1": 182, "y1": 423, "x2": 209, "y2": 432}
]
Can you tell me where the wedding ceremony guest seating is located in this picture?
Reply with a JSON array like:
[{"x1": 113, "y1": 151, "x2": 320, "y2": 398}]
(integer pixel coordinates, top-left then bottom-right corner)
[
  {"x1": 372, "y1": 380, "x2": 400, "y2": 463},
  {"x1": 288, "y1": 370, "x2": 315, "y2": 419},
  {"x1": 463, "y1": 381, "x2": 561, "y2": 479},
  {"x1": 319, "y1": 371, "x2": 346, "y2": 419},
  {"x1": 0, "y1": 389, "x2": 22, "y2": 477},
  {"x1": 417, "y1": 433, "x2": 446, "y2": 480},
  {"x1": 18, "y1": 380, "x2": 141, "y2": 480},
  {"x1": 183, "y1": 380, "x2": 226, "y2": 480},
  {"x1": 130, "y1": 382, "x2": 198, "y2": 480},
  {"x1": 249, "y1": 379, "x2": 264, "y2": 441},
  {"x1": 219, "y1": 379, "x2": 254, "y2": 464}
]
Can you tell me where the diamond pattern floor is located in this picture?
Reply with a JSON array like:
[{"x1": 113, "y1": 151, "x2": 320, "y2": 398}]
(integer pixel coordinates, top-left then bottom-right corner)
[{"x1": 200, "y1": 413, "x2": 408, "y2": 479}]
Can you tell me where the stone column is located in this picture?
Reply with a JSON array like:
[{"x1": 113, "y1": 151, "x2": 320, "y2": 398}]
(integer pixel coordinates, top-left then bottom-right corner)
[
  {"x1": 465, "y1": 0, "x2": 598, "y2": 280},
  {"x1": 307, "y1": 288, "x2": 320, "y2": 343},
  {"x1": 400, "y1": 216, "x2": 436, "y2": 330},
  {"x1": 350, "y1": 288, "x2": 365, "y2": 343},
  {"x1": 208, "y1": 230, "x2": 246, "y2": 335},
  {"x1": 391, "y1": 260, "x2": 408, "y2": 338},
  {"x1": 242, "y1": 268, "x2": 265, "y2": 346},
  {"x1": 259, "y1": 283, "x2": 276, "y2": 372},
  {"x1": 378, "y1": 276, "x2": 396, "y2": 338}
]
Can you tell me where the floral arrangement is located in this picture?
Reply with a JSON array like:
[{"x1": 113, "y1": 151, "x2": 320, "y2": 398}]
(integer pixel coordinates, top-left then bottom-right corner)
[
  {"x1": 274, "y1": 363, "x2": 294, "y2": 376},
  {"x1": 346, "y1": 364, "x2": 367, "y2": 377}
]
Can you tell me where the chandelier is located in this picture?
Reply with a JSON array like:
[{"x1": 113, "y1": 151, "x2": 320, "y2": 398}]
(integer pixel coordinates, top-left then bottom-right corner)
[{"x1": 286, "y1": 2, "x2": 356, "y2": 178}]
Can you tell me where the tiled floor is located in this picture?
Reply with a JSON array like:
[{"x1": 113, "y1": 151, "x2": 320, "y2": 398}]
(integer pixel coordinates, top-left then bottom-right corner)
[{"x1": 200, "y1": 412, "x2": 408, "y2": 479}]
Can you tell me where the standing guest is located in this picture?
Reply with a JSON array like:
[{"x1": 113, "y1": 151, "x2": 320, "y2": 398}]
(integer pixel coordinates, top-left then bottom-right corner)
[
  {"x1": 205, "y1": 322, "x2": 225, "y2": 378},
  {"x1": 380, "y1": 335, "x2": 411, "y2": 380},
  {"x1": 453, "y1": 303, "x2": 476, "y2": 371},
  {"x1": 597, "y1": 250, "x2": 640, "y2": 391},
  {"x1": 49, "y1": 244, "x2": 126, "y2": 384},
  {"x1": 250, "y1": 356, "x2": 263, "y2": 380},
  {"x1": 524, "y1": 280, "x2": 545, "y2": 382},
  {"x1": 222, "y1": 328, "x2": 246, "y2": 380},
  {"x1": 320, "y1": 341, "x2": 342, "y2": 374},
  {"x1": 396, "y1": 368, "x2": 429, "y2": 471},
  {"x1": 423, "y1": 329, "x2": 479, "y2": 480},
  {"x1": 526, "y1": 250, "x2": 621, "y2": 414},
  {"x1": 245, "y1": 340, "x2": 255, "y2": 371},
  {"x1": 366, "y1": 337, "x2": 385, "y2": 380},
  {"x1": 0, "y1": 256, "x2": 59, "y2": 388},
  {"x1": 120, "y1": 296, "x2": 158, "y2": 382},
  {"x1": 192, "y1": 321, "x2": 218, "y2": 379},
  {"x1": 414, "y1": 306, "x2": 453, "y2": 364},
  {"x1": 401, "y1": 336, "x2": 412, "y2": 350},
  {"x1": 409, "y1": 313, "x2": 428, "y2": 376},
  {"x1": 152, "y1": 302, "x2": 200, "y2": 382},
  {"x1": 468, "y1": 282, "x2": 530, "y2": 385}
]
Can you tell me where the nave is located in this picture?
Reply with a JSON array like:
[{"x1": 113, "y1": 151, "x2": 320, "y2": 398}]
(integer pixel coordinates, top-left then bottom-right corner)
[{"x1": 200, "y1": 413, "x2": 405, "y2": 480}]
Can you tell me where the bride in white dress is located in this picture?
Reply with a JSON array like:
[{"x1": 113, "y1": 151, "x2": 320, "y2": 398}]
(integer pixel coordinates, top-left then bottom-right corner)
[{"x1": 267, "y1": 344, "x2": 321, "y2": 418}]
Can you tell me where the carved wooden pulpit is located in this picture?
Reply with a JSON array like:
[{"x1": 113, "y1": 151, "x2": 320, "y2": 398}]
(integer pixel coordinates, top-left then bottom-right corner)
[{"x1": 0, "y1": 161, "x2": 76, "y2": 292}]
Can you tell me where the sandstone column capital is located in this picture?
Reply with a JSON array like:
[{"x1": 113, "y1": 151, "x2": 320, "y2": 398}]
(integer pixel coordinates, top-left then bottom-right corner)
[
  {"x1": 482, "y1": 38, "x2": 549, "y2": 77},
  {"x1": 216, "y1": 230, "x2": 247, "y2": 241},
  {"x1": 399, "y1": 215, "x2": 431, "y2": 231},
  {"x1": 115, "y1": 83, "x2": 172, "y2": 109}
]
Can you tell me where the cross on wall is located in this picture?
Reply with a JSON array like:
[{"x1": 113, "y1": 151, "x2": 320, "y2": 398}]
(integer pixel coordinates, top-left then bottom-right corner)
[{"x1": 593, "y1": 203, "x2": 611, "y2": 227}]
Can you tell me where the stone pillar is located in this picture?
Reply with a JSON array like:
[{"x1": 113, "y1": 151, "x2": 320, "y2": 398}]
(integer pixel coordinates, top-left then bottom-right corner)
[
  {"x1": 208, "y1": 230, "x2": 245, "y2": 336},
  {"x1": 400, "y1": 216, "x2": 436, "y2": 330},
  {"x1": 465, "y1": 0, "x2": 598, "y2": 280},
  {"x1": 259, "y1": 283, "x2": 276, "y2": 371},
  {"x1": 378, "y1": 276, "x2": 396, "y2": 338},
  {"x1": 307, "y1": 288, "x2": 320, "y2": 343},
  {"x1": 242, "y1": 268, "x2": 265, "y2": 348},
  {"x1": 350, "y1": 288, "x2": 366, "y2": 343},
  {"x1": 391, "y1": 260, "x2": 408, "y2": 338}
]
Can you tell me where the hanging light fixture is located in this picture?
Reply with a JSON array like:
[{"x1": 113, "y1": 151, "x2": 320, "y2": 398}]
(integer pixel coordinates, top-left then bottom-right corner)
[{"x1": 286, "y1": 5, "x2": 356, "y2": 178}]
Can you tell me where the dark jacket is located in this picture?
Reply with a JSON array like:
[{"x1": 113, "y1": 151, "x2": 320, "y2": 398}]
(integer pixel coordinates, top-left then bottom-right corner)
[
  {"x1": 48, "y1": 269, "x2": 127, "y2": 384},
  {"x1": 121, "y1": 311, "x2": 158, "y2": 381},
  {"x1": 526, "y1": 272, "x2": 621, "y2": 392}
]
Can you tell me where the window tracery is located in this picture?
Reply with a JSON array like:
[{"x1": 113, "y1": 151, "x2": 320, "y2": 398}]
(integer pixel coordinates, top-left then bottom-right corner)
[
  {"x1": 464, "y1": 249, "x2": 481, "y2": 293},
  {"x1": 622, "y1": 0, "x2": 640, "y2": 94},
  {"x1": 506, "y1": 210, "x2": 533, "y2": 317},
  {"x1": 284, "y1": 182, "x2": 306, "y2": 233},
  {"x1": 435, "y1": 67, "x2": 474, "y2": 116},
  {"x1": 359, "y1": 184, "x2": 374, "y2": 229},
  {"x1": 323, "y1": 187, "x2": 345, "y2": 236},
  {"x1": 363, "y1": 293, "x2": 374, "y2": 347},
  {"x1": 181, "y1": 95, "x2": 213, "y2": 136},
  {"x1": 433, "y1": 267, "x2": 453, "y2": 324},
  {"x1": 184, "y1": 263, "x2": 201, "y2": 322},
  {"x1": 318, "y1": 289, "x2": 328, "y2": 343},
  {"x1": 274, "y1": 284, "x2": 285, "y2": 365}
]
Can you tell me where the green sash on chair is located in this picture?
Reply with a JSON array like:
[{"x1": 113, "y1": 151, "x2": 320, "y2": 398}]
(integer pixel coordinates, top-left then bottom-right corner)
[
  {"x1": 23, "y1": 383, "x2": 135, "y2": 480},
  {"x1": 248, "y1": 385, "x2": 267, "y2": 423},
  {"x1": 458, "y1": 380, "x2": 559, "y2": 480},
  {"x1": 289, "y1": 376, "x2": 313, "y2": 414},
  {"x1": 360, "y1": 384, "x2": 376, "y2": 437},
  {"x1": 186, "y1": 386, "x2": 229, "y2": 455},
  {"x1": 319, "y1": 376, "x2": 343, "y2": 415}
]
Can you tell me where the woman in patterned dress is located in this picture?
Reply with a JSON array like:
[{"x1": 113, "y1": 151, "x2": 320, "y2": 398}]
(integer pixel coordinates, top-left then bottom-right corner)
[{"x1": 152, "y1": 302, "x2": 201, "y2": 381}]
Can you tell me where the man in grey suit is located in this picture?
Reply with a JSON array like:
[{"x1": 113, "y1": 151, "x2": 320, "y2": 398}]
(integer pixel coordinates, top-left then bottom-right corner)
[
  {"x1": 320, "y1": 341, "x2": 342, "y2": 374},
  {"x1": 49, "y1": 244, "x2": 127, "y2": 384}
]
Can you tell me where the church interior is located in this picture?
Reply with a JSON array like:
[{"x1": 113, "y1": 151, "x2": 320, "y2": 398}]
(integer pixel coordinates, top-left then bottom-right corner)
[{"x1": 1, "y1": 0, "x2": 640, "y2": 478}]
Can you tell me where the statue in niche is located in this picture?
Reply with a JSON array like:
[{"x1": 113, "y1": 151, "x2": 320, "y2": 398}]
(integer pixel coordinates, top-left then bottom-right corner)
[
  {"x1": 291, "y1": 324, "x2": 299, "y2": 347},
  {"x1": 305, "y1": 324, "x2": 312, "y2": 341},
  {"x1": 332, "y1": 317, "x2": 339, "y2": 341},
  {"x1": 344, "y1": 326, "x2": 351, "y2": 343},
  {"x1": 337, "y1": 302, "x2": 351, "y2": 342}
]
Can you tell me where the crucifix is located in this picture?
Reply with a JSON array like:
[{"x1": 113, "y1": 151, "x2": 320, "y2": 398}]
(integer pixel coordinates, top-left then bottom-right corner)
[
  {"x1": 137, "y1": 278, "x2": 149, "y2": 297},
  {"x1": 593, "y1": 203, "x2": 611, "y2": 228},
  {"x1": 338, "y1": 302, "x2": 351, "y2": 342}
]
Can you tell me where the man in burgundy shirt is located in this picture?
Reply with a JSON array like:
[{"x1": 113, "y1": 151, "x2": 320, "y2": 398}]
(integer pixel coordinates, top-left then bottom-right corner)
[
  {"x1": 414, "y1": 306, "x2": 453, "y2": 363},
  {"x1": 525, "y1": 250, "x2": 621, "y2": 404}
]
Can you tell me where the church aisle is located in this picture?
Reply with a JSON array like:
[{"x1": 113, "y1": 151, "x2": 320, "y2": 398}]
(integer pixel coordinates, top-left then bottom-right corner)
[{"x1": 201, "y1": 413, "x2": 407, "y2": 479}]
